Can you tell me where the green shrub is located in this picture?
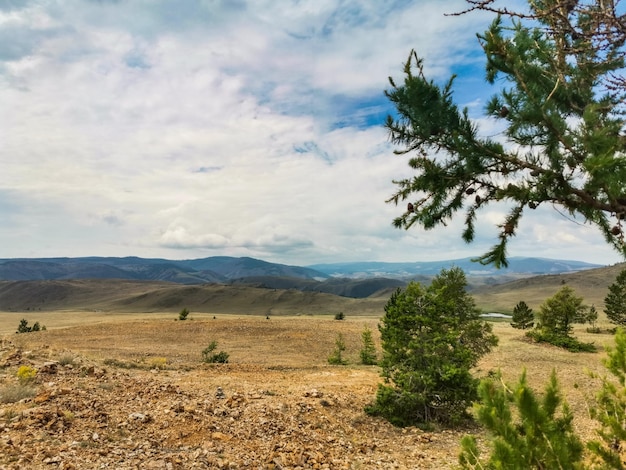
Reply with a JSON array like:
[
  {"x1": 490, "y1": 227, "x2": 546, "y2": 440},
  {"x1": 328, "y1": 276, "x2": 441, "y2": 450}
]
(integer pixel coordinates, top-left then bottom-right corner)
[
  {"x1": 202, "y1": 341, "x2": 229, "y2": 363},
  {"x1": 178, "y1": 308, "x2": 190, "y2": 321},
  {"x1": 526, "y1": 329, "x2": 596, "y2": 352},
  {"x1": 16, "y1": 319, "x2": 45, "y2": 334},
  {"x1": 334, "y1": 312, "x2": 345, "y2": 321},
  {"x1": 327, "y1": 333, "x2": 348, "y2": 365},
  {"x1": 460, "y1": 329, "x2": 626, "y2": 470}
]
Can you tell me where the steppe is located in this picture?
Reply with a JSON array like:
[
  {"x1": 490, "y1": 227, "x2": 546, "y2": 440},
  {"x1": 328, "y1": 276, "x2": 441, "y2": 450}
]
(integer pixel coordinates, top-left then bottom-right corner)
[{"x1": 0, "y1": 267, "x2": 623, "y2": 469}]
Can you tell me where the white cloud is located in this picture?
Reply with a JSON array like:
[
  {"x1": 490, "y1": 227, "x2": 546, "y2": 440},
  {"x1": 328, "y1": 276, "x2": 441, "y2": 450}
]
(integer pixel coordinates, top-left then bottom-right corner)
[{"x1": 0, "y1": 0, "x2": 619, "y2": 266}]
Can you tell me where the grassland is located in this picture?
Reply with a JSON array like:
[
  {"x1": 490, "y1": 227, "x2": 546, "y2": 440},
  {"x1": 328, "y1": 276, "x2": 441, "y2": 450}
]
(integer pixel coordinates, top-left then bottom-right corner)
[{"x1": 1, "y1": 266, "x2": 625, "y2": 467}]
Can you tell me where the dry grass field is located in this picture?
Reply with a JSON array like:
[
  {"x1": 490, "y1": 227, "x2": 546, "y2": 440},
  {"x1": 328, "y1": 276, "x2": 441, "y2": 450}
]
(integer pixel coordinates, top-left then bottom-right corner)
[
  {"x1": 1, "y1": 265, "x2": 625, "y2": 468},
  {"x1": 0, "y1": 307, "x2": 622, "y2": 469}
]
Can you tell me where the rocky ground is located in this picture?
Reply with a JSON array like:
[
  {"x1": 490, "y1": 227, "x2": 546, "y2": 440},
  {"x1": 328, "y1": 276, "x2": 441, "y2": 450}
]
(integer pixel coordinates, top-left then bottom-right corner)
[{"x1": 0, "y1": 342, "x2": 465, "y2": 469}]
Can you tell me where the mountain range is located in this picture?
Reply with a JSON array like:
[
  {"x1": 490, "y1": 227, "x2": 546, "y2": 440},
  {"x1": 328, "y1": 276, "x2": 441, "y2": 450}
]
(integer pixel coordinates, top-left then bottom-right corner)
[
  {"x1": 0, "y1": 256, "x2": 602, "y2": 281},
  {"x1": 0, "y1": 256, "x2": 603, "y2": 299}
]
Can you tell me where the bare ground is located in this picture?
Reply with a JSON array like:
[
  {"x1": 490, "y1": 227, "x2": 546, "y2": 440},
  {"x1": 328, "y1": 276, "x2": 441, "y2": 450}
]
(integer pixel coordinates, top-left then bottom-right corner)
[{"x1": 0, "y1": 313, "x2": 620, "y2": 469}]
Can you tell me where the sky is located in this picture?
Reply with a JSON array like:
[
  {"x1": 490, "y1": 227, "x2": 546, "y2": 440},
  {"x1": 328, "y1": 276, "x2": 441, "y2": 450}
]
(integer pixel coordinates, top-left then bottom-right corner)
[{"x1": 0, "y1": 0, "x2": 620, "y2": 266}]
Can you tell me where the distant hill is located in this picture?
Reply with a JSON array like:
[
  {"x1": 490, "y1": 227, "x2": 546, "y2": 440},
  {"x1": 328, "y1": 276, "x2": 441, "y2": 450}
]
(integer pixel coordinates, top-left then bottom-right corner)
[
  {"x1": 0, "y1": 262, "x2": 622, "y2": 315},
  {"x1": 308, "y1": 257, "x2": 603, "y2": 279},
  {"x1": 0, "y1": 256, "x2": 327, "y2": 284},
  {"x1": 0, "y1": 255, "x2": 605, "y2": 300},
  {"x1": 0, "y1": 256, "x2": 602, "y2": 282},
  {"x1": 0, "y1": 279, "x2": 386, "y2": 316}
]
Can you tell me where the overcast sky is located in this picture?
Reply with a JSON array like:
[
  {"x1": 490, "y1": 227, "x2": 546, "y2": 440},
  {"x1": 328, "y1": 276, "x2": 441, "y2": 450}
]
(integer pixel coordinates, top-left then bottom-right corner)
[{"x1": 0, "y1": 0, "x2": 620, "y2": 266}]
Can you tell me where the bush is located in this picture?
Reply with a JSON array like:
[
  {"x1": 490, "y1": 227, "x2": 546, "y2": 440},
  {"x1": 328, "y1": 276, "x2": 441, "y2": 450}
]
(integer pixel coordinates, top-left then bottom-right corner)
[
  {"x1": 201, "y1": 341, "x2": 229, "y2": 364},
  {"x1": 16, "y1": 365, "x2": 37, "y2": 384},
  {"x1": 334, "y1": 312, "x2": 345, "y2": 321},
  {"x1": 359, "y1": 327, "x2": 378, "y2": 365},
  {"x1": 178, "y1": 308, "x2": 190, "y2": 321},
  {"x1": 525, "y1": 329, "x2": 596, "y2": 352},
  {"x1": 367, "y1": 267, "x2": 498, "y2": 427},
  {"x1": 16, "y1": 319, "x2": 45, "y2": 334},
  {"x1": 327, "y1": 333, "x2": 348, "y2": 365}
]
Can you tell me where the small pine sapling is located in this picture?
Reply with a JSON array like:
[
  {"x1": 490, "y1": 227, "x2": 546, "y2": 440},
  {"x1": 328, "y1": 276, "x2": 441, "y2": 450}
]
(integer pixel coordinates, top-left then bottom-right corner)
[
  {"x1": 587, "y1": 328, "x2": 626, "y2": 468},
  {"x1": 201, "y1": 341, "x2": 229, "y2": 363},
  {"x1": 327, "y1": 333, "x2": 348, "y2": 365},
  {"x1": 178, "y1": 308, "x2": 190, "y2": 321},
  {"x1": 459, "y1": 370, "x2": 584, "y2": 469},
  {"x1": 359, "y1": 326, "x2": 378, "y2": 365}
]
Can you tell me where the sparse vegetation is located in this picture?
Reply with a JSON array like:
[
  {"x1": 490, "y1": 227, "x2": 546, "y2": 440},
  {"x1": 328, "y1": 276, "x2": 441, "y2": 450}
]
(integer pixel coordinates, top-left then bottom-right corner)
[
  {"x1": 16, "y1": 319, "x2": 45, "y2": 334},
  {"x1": 510, "y1": 301, "x2": 534, "y2": 330},
  {"x1": 102, "y1": 358, "x2": 144, "y2": 370},
  {"x1": 0, "y1": 383, "x2": 37, "y2": 404},
  {"x1": 58, "y1": 353, "x2": 76, "y2": 366},
  {"x1": 327, "y1": 333, "x2": 348, "y2": 365},
  {"x1": 359, "y1": 327, "x2": 377, "y2": 365},
  {"x1": 178, "y1": 308, "x2": 190, "y2": 321},
  {"x1": 201, "y1": 341, "x2": 229, "y2": 364},
  {"x1": 367, "y1": 267, "x2": 497, "y2": 427},
  {"x1": 149, "y1": 357, "x2": 168, "y2": 370}
]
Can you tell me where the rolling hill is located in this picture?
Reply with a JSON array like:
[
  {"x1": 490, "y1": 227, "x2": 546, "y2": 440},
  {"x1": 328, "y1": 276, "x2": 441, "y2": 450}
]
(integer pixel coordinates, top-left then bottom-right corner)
[{"x1": 0, "y1": 262, "x2": 623, "y2": 316}]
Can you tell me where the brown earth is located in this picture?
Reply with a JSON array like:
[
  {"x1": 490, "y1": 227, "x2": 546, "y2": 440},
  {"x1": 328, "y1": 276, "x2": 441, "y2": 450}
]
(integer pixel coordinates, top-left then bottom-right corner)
[{"x1": 0, "y1": 313, "x2": 621, "y2": 469}]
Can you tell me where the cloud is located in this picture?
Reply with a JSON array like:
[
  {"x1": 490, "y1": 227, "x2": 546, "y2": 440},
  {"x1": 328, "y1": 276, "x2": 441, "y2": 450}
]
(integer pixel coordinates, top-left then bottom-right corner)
[{"x1": 0, "y1": 0, "x2": 618, "y2": 266}]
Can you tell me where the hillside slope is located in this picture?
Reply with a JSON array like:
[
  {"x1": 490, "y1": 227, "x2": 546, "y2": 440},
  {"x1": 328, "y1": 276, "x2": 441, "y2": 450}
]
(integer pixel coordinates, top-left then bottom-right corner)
[{"x1": 0, "y1": 280, "x2": 386, "y2": 316}]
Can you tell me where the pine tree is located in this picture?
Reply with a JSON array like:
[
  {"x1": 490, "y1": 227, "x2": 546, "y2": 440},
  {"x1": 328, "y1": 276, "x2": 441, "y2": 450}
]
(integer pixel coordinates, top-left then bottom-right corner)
[
  {"x1": 605, "y1": 269, "x2": 626, "y2": 327},
  {"x1": 529, "y1": 285, "x2": 595, "y2": 351},
  {"x1": 537, "y1": 286, "x2": 590, "y2": 336},
  {"x1": 16, "y1": 319, "x2": 31, "y2": 334},
  {"x1": 510, "y1": 300, "x2": 534, "y2": 329},
  {"x1": 359, "y1": 326, "x2": 378, "y2": 365},
  {"x1": 327, "y1": 333, "x2": 348, "y2": 365},
  {"x1": 385, "y1": 0, "x2": 626, "y2": 267},
  {"x1": 366, "y1": 267, "x2": 498, "y2": 427},
  {"x1": 459, "y1": 370, "x2": 584, "y2": 469}
]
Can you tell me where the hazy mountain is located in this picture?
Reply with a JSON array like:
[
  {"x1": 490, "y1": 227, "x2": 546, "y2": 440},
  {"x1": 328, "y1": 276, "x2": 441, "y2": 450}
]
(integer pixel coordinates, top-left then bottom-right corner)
[{"x1": 307, "y1": 257, "x2": 603, "y2": 279}]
